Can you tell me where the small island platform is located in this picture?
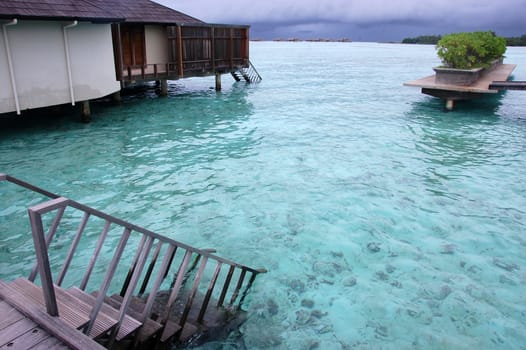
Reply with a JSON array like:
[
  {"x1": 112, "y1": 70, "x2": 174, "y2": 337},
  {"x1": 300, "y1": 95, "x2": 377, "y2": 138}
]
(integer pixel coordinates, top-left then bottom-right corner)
[{"x1": 404, "y1": 64, "x2": 516, "y2": 109}]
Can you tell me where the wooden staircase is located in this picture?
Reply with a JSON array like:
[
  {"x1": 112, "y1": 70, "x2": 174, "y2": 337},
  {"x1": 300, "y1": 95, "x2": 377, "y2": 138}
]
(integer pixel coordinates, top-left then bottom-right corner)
[
  {"x1": 0, "y1": 174, "x2": 266, "y2": 349},
  {"x1": 231, "y1": 60, "x2": 262, "y2": 83}
]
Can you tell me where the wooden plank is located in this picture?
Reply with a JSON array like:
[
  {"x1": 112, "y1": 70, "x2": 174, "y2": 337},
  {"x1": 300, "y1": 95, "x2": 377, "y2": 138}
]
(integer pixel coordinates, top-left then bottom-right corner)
[
  {"x1": 0, "y1": 323, "x2": 49, "y2": 349},
  {"x1": 9, "y1": 279, "x2": 89, "y2": 330},
  {"x1": 0, "y1": 301, "x2": 25, "y2": 331},
  {"x1": 0, "y1": 318, "x2": 36, "y2": 347},
  {"x1": 0, "y1": 281, "x2": 105, "y2": 350},
  {"x1": 11, "y1": 279, "x2": 117, "y2": 340},
  {"x1": 404, "y1": 64, "x2": 517, "y2": 93},
  {"x1": 50, "y1": 286, "x2": 117, "y2": 340},
  {"x1": 27, "y1": 336, "x2": 68, "y2": 350}
]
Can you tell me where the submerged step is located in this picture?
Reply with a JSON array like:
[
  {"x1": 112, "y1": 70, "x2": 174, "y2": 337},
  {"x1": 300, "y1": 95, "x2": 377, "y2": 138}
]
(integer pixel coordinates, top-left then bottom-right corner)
[{"x1": 92, "y1": 291, "x2": 163, "y2": 343}]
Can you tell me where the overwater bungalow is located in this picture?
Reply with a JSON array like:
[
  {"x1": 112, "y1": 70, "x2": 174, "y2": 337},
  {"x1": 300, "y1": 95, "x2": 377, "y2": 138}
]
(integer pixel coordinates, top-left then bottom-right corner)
[{"x1": 0, "y1": 0, "x2": 260, "y2": 117}]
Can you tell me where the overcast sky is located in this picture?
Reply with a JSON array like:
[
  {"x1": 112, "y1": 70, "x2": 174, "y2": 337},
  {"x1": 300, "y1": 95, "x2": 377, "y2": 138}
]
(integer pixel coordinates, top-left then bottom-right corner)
[{"x1": 155, "y1": 0, "x2": 526, "y2": 41}]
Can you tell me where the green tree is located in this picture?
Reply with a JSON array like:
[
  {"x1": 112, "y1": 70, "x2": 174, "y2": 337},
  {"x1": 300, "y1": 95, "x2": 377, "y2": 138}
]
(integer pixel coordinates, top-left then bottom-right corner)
[
  {"x1": 436, "y1": 31, "x2": 506, "y2": 69},
  {"x1": 402, "y1": 35, "x2": 441, "y2": 44}
]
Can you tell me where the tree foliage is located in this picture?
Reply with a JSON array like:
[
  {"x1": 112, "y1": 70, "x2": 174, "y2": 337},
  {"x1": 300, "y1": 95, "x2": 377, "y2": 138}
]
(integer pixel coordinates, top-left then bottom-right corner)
[
  {"x1": 403, "y1": 33, "x2": 525, "y2": 47},
  {"x1": 402, "y1": 35, "x2": 442, "y2": 44},
  {"x1": 506, "y1": 35, "x2": 526, "y2": 46},
  {"x1": 436, "y1": 31, "x2": 506, "y2": 69}
]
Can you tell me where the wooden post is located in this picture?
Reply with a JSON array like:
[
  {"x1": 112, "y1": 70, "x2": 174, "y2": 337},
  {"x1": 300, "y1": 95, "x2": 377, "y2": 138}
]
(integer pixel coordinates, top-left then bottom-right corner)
[
  {"x1": 446, "y1": 99, "x2": 454, "y2": 110},
  {"x1": 81, "y1": 100, "x2": 91, "y2": 123},
  {"x1": 112, "y1": 91, "x2": 121, "y2": 104},
  {"x1": 211, "y1": 26, "x2": 216, "y2": 71},
  {"x1": 215, "y1": 73, "x2": 222, "y2": 91},
  {"x1": 177, "y1": 26, "x2": 184, "y2": 77},
  {"x1": 161, "y1": 79, "x2": 168, "y2": 96},
  {"x1": 28, "y1": 207, "x2": 59, "y2": 316}
]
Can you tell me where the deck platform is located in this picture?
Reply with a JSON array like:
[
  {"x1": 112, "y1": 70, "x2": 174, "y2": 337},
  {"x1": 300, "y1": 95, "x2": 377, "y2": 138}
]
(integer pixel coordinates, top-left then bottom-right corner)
[
  {"x1": 0, "y1": 297, "x2": 69, "y2": 350},
  {"x1": 0, "y1": 290, "x2": 104, "y2": 350},
  {"x1": 404, "y1": 64, "x2": 516, "y2": 109}
]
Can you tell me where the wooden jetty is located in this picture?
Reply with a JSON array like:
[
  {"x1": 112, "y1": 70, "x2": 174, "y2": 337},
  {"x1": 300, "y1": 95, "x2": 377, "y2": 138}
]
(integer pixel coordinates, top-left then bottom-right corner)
[
  {"x1": 404, "y1": 63, "x2": 517, "y2": 110},
  {"x1": 0, "y1": 174, "x2": 266, "y2": 349}
]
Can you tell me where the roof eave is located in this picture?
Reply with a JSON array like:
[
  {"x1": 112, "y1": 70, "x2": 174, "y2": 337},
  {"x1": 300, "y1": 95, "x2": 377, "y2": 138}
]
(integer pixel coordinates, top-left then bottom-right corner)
[{"x1": 0, "y1": 14, "x2": 124, "y2": 23}]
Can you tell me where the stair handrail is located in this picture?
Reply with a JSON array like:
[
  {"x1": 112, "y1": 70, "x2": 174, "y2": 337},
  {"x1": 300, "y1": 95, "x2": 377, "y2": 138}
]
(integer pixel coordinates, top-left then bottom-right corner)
[
  {"x1": 27, "y1": 196, "x2": 71, "y2": 317},
  {"x1": 248, "y1": 60, "x2": 262, "y2": 82}
]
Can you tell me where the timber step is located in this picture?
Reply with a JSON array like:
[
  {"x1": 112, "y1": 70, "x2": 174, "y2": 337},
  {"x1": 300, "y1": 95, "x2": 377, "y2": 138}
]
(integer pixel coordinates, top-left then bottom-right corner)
[
  {"x1": 0, "y1": 280, "x2": 105, "y2": 350},
  {"x1": 67, "y1": 287, "x2": 141, "y2": 341},
  {"x1": 102, "y1": 293, "x2": 198, "y2": 343},
  {"x1": 231, "y1": 60, "x2": 262, "y2": 83},
  {"x1": 5, "y1": 278, "x2": 89, "y2": 331},
  {"x1": 8, "y1": 278, "x2": 118, "y2": 340},
  {"x1": 92, "y1": 292, "x2": 165, "y2": 343}
]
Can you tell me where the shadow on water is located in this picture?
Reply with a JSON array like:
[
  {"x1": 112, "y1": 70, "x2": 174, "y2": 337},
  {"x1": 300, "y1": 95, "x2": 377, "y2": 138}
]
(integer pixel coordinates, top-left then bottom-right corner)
[
  {"x1": 403, "y1": 93, "x2": 508, "y2": 195},
  {"x1": 0, "y1": 80, "x2": 256, "y2": 138},
  {"x1": 0, "y1": 80, "x2": 260, "y2": 277}
]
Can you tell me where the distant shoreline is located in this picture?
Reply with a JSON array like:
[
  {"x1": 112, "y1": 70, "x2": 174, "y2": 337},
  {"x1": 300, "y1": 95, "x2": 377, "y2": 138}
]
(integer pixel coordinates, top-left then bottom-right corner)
[{"x1": 251, "y1": 38, "x2": 352, "y2": 43}]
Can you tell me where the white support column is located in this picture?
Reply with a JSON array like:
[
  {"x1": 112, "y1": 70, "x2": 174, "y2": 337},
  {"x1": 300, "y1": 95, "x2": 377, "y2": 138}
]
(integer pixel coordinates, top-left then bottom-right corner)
[
  {"x1": 2, "y1": 19, "x2": 20, "y2": 115},
  {"x1": 63, "y1": 20, "x2": 78, "y2": 106}
]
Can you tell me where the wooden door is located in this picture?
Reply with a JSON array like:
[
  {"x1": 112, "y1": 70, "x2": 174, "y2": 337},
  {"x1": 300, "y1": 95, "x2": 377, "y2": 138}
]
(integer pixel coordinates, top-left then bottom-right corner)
[{"x1": 121, "y1": 24, "x2": 145, "y2": 66}]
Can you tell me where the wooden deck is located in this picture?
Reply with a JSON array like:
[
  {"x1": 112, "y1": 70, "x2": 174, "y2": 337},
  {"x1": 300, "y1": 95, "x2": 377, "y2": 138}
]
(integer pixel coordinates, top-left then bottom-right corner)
[
  {"x1": 0, "y1": 284, "x2": 104, "y2": 350},
  {"x1": 404, "y1": 64, "x2": 516, "y2": 94},
  {"x1": 0, "y1": 297, "x2": 70, "y2": 350}
]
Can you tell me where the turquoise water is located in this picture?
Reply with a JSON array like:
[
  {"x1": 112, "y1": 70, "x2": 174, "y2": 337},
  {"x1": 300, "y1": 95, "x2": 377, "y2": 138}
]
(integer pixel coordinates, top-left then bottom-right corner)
[{"x1": 1, "y1": 42, "x2": 526, "y2": 349}]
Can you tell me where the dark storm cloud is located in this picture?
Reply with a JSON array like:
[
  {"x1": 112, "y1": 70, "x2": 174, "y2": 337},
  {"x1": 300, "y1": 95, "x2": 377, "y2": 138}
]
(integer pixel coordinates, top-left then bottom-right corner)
[{"x1": 156, "y1": 0, "x2": 526, "y2": 41}]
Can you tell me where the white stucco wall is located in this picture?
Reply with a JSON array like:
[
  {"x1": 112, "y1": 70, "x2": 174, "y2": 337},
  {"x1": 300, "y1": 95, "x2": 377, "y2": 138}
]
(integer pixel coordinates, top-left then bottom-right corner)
[
  {"x1": 145, "y1": 25, "x2": 169, "y2": 64},
  {"x1": 0, "y1": 20, "x2": 120, "y2": 114}
]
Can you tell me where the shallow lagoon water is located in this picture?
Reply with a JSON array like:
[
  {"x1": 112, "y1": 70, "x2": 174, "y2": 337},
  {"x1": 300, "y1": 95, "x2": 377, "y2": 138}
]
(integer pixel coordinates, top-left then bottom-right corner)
[{"x1": 1, "y1": 42, "x2": 526, "y2": 349}]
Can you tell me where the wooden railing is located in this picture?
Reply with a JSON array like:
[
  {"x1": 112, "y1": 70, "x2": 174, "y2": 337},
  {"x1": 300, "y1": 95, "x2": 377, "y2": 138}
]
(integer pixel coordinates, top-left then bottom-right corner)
[
  {"x1": 0, "y1": 174, "x2": 266, "y2": 346},
  {"x1": 122, "y1": 63, "x2": 179, "y2": 81}
]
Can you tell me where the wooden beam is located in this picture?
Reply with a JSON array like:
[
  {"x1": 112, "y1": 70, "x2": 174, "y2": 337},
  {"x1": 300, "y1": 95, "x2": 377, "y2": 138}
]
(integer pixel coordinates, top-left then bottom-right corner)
[
  {"x1": 111, "y1": 23, "x2": 123, "y2": 81},
  {"x1": 229, "y1": 28, "x2": 233, "y2": 69},
  {"x1": 27, "y1": 209, "x2": 58, "y2": 317},
  {"x1": 489, "y1": 81, "x2": 526, "y2": 90},
  {"x1": 211, "y1": 26, "x2": 216, "y2": 71},
  {"x1": 177, "y1": 26, "x2": 184, "y2": 77}
]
